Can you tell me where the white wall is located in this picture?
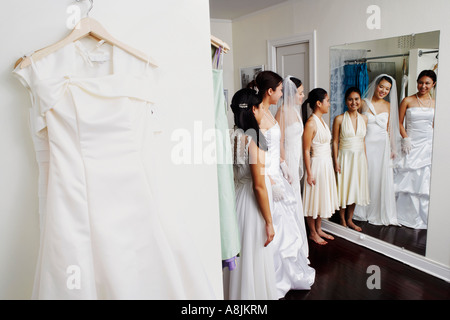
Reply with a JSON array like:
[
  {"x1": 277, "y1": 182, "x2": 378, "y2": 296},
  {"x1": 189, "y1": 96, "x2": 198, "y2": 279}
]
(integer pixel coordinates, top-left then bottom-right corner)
[
  {"x1": 230, "y1": 0, "x2": 450, "y2": 269},
  {"x1": 210, "y1": 19, "x2": 235, "y2": 128},
  {"x1": 0, "y1": 0, "x2": 223, "y2": 299}
]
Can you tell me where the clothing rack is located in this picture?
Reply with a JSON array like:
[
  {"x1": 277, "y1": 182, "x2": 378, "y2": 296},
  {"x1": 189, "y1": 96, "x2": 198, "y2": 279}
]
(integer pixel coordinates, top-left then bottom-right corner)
[
  {"x1": 345, "y1": 50, "x2": 439, "y2": 64},
  {"x1": 211, "y1": 35, "x2": 230, "y2": 54}
]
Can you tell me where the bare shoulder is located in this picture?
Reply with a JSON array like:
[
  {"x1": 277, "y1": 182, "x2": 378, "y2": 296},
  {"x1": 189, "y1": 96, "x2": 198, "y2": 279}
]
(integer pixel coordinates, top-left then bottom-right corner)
[
  {"x1": 305, "y1": 116, "x2": 317, "y2": 129},
  {"x1": 334, "y1": 114, "x2": 344, "y2": 124},
  {"x1": 402, "y1": 95, "x2": 415, "y2": 105},
  {"x1": 361, "y1": 113, "x2": 368, "y2": 123}
]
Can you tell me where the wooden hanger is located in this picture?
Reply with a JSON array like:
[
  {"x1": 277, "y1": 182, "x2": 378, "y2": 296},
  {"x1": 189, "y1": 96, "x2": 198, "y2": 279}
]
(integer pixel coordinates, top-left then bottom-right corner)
[
  {"x1": 211, "y1": 35, "x2": 230, "y2": 54},
  {"x1": 16, "y1": 2, "x2": 158, "y2": 69}
]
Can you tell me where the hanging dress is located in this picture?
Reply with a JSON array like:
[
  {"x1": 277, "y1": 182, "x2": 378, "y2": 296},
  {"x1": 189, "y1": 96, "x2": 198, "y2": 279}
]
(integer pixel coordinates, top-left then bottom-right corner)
[
  {"x1": 212, "y1": 69, "x2": 240, "y2": 269},
  {"x1": 303, "y1": 114, "x2": 339, "y2": 218},
  {"x1": 13, "y1": 39, "x2": 216, "y2": 299},
  {"x1": 264, "y1": 122, "x2": 315, "y2": 299},
  {"x1": 394, "y1": 107, "x2": 434, "y2": 229},
  {"x1": 225, "y1": 131, "x2": 277, "y2": 300},
  {"x1": 336, "y1": 112, "x2": 370, "y2": 208},
  {"x1": 354, "y1": 100, "x2": 399, "y2": 226}
]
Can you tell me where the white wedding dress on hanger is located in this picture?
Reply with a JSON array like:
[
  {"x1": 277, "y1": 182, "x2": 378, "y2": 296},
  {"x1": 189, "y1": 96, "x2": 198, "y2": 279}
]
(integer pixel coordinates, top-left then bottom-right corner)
[{"x1": 13, "y1": 38, "x2": 216, "y2": 299}]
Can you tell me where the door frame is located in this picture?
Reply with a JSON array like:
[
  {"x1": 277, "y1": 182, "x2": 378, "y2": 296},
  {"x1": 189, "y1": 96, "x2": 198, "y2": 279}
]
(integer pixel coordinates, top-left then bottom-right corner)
[{"x1": 267, "y1": 30, "x2": 317, "y2": 88}]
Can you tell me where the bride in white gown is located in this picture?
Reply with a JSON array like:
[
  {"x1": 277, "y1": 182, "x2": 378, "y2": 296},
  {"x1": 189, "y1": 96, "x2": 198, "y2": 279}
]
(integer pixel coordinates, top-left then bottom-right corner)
[
  {"x1": 275, "y1": 76, "x2": 309, "y2": 258},
  {"x1": 354, "y1": 74, "x2": 401, "y2": 226},
  {"x1": 249, "y1": 71, "x2": 315, "y2": 298},
  {"x1": 394, "y1": 70, "x2": 437, "y2": 229}
]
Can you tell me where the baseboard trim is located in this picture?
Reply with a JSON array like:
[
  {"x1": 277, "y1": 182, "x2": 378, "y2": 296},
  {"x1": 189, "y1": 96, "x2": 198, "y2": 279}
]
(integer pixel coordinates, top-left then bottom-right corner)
[{"x1": 322, "y1": 220, "x2": 450, "y2": 283}]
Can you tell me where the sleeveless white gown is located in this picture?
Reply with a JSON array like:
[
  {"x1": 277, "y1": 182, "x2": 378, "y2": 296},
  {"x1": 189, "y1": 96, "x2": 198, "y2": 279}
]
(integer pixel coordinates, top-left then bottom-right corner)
[
  {"x1": 354, "y1": 100, "x2": 399, "y2": 226},
  {"x1": 13, "y1": 39, "x2": 216, "y2": 299},
  {"x1": 303, "y1": 114, "x2": 340, "y2": 218},
  {"x1": 394, "y1": 108, "x2": 434, "y2": 229},
  {"x1": 225, "y1": 132, "x2": 277, "y2": 300},
  {"x1": 264, "y1": 123, "x2": 315, "y2": 299}
]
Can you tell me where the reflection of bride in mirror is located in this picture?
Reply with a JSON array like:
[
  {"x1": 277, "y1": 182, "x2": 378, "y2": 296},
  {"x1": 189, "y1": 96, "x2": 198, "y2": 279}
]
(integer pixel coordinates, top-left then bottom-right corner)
[
  {"x1": 394, "y1": 70, "x2": 437, "y2": 229},
  {"x1": 354, "y1": 74, "x2": 401, "y2": 226}
]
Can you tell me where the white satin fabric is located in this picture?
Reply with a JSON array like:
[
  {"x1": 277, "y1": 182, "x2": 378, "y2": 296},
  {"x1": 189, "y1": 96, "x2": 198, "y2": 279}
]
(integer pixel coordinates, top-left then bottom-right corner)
[
  {"x1": 264, "y1": 123, "x2": 315, "y2": 298},
  {"x1": 285, "y1": 109, "x2": 305, "y2": 205},
  {"x1": 394, "y1": 108, "x2": 434, "y2": 229},
  {"x1": 225, "y1": 132, "x2": 277, "y2": 300},
  {"x1": 354, "y1": 100, "x2": 399, "y2": 226},
  {"x1": 13, "y1": 40, "x2": 216, "y2": 299},
  {"x1": 303, "y1": 115, "x2": 340, "y2": 218},
  {"x1": 336, "y1": 112, "x2": 370, "y2": 208}
]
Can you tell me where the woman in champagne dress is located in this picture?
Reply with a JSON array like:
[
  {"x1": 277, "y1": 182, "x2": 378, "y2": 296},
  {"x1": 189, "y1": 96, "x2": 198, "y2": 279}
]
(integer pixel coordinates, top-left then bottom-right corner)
[
  {"x1": 332, "y1": 87, "x2": 370, "y2": 231},
  {"x1": 354, "y1": 74, "x2": 401, "y2": 226},
  {"x1": 226, "y1": 88, "x2": 277, "y2": 300}
]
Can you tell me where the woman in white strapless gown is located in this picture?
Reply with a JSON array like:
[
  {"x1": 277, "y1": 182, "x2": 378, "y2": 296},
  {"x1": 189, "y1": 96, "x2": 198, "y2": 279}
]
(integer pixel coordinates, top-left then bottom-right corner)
[
  {"x1": 354, "y1": 74, "x2": 400, "y2": 226},
  {"x1": 395, "y1": 70, "x2": 437, "y2": 229},
  {"x1": 248, "y1": 71, "x2": 315, "y2": 299},
  {"x1": 226, "y1": 88, "x2": 277, "y2": 300}
]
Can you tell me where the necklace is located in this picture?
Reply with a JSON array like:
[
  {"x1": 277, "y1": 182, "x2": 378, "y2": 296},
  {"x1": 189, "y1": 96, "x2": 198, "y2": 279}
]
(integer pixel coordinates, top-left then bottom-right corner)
[{"x1": 416, "y1": 93, "x2": 433, "y2": 110}]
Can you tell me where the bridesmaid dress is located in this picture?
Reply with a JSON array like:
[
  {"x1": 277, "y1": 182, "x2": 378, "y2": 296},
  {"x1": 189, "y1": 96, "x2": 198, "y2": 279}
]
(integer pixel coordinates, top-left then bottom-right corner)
[
  {"x1": 303, "y1": 114, "x2": 340, "y2": 218},
  {"x1": 336, "y1": 112, "x2": 370, "y2": 208}
]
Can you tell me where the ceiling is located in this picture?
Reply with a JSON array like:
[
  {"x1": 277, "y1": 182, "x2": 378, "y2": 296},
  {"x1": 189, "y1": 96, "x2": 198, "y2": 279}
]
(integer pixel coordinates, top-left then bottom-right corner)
[{"x1": 209, "y1": 0, "x2": 289, "y2": 20}]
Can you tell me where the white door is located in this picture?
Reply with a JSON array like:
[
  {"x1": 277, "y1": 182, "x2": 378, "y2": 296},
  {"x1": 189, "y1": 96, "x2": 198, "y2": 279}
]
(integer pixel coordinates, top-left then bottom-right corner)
[{"x1": 276, "y1": 42, "x2": 310, "y2": 122}]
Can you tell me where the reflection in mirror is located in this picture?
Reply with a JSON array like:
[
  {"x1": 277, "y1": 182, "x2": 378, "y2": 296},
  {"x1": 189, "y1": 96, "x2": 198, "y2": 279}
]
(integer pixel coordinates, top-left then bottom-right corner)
[{"x1": 329, "y1": 31, "x2": 439, "y2": 256}]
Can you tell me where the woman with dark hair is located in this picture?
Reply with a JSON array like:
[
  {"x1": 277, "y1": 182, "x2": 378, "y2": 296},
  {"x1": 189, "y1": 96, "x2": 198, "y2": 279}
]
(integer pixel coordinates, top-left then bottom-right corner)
[
  {"x1": 303, "y1": 88, "x2": 339, "y2": 245},
  {"x1": 226, "y1": 88, "x2": 276, "y2": 300},
  {"x1": 251, "y1": 71, "x2": 315, "y2": 298},
  {"x1": 394, "y1": 70, "x2": 437, "y2": 229},
  {"x1": 354, "y1": 74, "x2": 400, "y2": 226},
  {"x1": 332, "y1": 87, "x2": 369, "y2": 232}
]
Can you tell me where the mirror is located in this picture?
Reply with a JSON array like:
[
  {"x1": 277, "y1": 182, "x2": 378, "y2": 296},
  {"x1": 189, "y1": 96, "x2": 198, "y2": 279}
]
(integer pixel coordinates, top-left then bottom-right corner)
[{"x1": 328, "y1": 31, "x2": 440, "y2": 256}]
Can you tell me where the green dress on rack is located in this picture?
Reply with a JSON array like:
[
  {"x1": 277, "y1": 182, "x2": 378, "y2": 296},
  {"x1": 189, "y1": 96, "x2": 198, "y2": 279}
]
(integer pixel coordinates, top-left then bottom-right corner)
[{"x1": 212, "y1": 68, "x2": 240, "y2": 266}]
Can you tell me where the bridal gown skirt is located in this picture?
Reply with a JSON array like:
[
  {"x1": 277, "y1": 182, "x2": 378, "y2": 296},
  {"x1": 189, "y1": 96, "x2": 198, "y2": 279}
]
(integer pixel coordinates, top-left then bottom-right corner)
[
  {"x1": 226, "y1": 175, "x2": 277, "y2": 300},
  {"x1": 394, "y1": 108, "x2": 434, "y2": 229},
  {"x1": 13, "y1": 40, "x2": 216, "y2": 299},
  {"x1": 271, "y1": 176, "x2": 316, "y2": 298},
  {"x1": 265, "y1": 124, "x2": 315, "y2": 299}
]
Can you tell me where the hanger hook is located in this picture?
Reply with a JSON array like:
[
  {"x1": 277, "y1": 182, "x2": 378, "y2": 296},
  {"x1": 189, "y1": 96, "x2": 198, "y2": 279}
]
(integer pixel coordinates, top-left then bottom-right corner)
[{"x1": 76, "y1": 0, "x2": 93, "y2": 17}]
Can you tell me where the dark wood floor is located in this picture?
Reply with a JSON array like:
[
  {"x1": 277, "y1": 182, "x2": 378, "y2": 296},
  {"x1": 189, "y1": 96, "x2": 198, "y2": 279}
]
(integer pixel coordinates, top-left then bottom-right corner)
[
  {"x1": 329, "y1": 214, "x2": 427, "y2": 255},
  {"x1": 283, "y1": 235, "x2": 450, "y2": 300}
]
